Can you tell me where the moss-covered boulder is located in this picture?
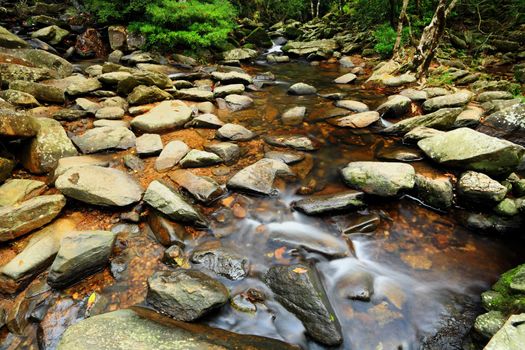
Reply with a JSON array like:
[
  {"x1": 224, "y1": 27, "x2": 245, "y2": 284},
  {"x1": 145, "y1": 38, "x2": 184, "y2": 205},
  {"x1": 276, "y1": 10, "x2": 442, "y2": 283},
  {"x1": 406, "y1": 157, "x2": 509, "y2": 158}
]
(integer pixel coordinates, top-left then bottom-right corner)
[{"x1": 0, "y1": 26, "x2": 28, "y2": 48}]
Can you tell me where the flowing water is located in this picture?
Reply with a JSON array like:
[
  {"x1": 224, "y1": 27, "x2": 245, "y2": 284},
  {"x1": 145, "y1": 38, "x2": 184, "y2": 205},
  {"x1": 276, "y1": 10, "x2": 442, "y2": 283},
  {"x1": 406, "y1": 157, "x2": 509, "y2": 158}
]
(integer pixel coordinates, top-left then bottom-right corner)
[{"x1": 1, "y1": 57, "x2": 524, "y2": 350}]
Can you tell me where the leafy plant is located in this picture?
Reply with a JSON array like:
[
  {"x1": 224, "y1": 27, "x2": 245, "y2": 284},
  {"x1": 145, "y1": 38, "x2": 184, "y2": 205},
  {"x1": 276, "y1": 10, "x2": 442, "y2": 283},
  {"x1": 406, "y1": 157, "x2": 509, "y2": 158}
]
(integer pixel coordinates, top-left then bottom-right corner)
[{"x1": 373, "y1": 23, "x2": 409, "y2": 58}]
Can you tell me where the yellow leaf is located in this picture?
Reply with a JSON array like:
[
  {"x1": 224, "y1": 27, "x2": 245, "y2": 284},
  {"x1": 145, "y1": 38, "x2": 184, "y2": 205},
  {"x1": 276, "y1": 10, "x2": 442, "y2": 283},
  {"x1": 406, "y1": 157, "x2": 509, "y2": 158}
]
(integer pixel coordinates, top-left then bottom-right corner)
[{"x1": 293, "y1": 267, "x2": 308, "y2": 274}]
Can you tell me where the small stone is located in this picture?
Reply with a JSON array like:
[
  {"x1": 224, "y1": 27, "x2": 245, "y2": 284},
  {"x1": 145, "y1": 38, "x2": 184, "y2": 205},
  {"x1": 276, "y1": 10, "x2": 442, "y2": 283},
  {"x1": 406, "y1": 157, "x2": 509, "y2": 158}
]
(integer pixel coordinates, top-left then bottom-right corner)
[
  {"x1": 95, "y1": 106, "x2": 125, "y2": 120},
  {"x1": 123, "y1": 154, "x2": 145, "y2": 171},
  {"x1": 224, "y1": 94, "x2": 254, "y2": 111},
  {"x1": 155, "y1": 140, "x2": 190, "y2": 172},
  {"x1": 169, "y1": 170, "x2": 224, "y2": 204},
  {"x1": 136, "y1": 134, "x2": 163, "y2": 156},
  {"x1": 288, "y1": 82, "x2": 317, "y2": 95},
  {"x1": 179, "y1": 150, "x2": 222, "y2": 168},
  {"x1": 216, "y1": 123, "x2": 255, "y2": 141},
  {"x1": 330, "y1": 111, "x2": 379, "y2": 128},
  {"x1": 191, "y1": 244, "x2": 249, "y2": 280},
  {"x1": 72, "y1": 126, "x2": 136, "y2": 154},
  {"x1": 204, "y1": 142, "x2": 240, "y2": 164},
  {"x1": 458, "y1": 171, "x2": 507, "y2": 202},
  {"x1": 335, "y1": 100, "x2": 369, "y2": 112},
  {"x1": 334, "y1": 73, "x2": 357, "y2": 84},
  {"x1": 281, "y1": 106, "x2": 307, "y2": 125}
]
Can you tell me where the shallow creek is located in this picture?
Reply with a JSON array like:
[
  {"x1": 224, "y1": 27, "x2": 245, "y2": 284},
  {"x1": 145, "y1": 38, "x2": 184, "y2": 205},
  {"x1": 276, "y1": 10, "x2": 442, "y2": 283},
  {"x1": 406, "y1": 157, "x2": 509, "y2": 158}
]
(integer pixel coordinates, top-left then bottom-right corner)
[{"x1": 1, "y1": 58, "x2": 524, "y2": 350}]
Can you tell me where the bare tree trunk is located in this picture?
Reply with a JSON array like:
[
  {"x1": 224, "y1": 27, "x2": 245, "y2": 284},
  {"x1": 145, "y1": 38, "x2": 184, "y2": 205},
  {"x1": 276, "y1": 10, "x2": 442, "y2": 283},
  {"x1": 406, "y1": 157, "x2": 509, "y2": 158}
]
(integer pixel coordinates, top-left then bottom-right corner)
[
  {"x1": 310, "y1": 0, "x2": 315, "y2": 18},
  {"x1": 393, "y1": 0, "x2": 410, "y2": 58},
  {"x1": 316, "y1": 0, "x2": 321, "y2": 17}
]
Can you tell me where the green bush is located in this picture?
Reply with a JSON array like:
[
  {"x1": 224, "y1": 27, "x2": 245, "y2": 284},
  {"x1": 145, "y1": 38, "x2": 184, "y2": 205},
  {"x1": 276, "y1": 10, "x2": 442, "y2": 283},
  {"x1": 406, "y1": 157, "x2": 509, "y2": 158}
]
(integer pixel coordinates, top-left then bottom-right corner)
[{"x1": 373, "y1": 23, "x2": 409, "y2": 58}]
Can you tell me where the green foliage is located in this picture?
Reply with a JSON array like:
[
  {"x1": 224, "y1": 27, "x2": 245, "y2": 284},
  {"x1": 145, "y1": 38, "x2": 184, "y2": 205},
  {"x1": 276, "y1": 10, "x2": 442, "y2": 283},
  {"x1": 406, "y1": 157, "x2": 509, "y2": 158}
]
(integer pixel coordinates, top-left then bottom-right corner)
[
  {"x1": 230, "y1": 0, "x2": 308, "y2": 23},
  {"x1": 373, "y1": 23, "x2": 409, "y2": 58},
  {"x1": 427, "y1": 72, "x2": 454, "y2": 87}
]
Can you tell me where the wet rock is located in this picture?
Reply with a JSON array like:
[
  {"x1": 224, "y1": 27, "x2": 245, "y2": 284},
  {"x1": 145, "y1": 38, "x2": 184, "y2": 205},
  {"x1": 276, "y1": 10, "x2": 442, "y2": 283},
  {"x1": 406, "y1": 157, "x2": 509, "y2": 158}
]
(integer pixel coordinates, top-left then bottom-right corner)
[
  {"x1": 0, "y1": 89, "x2": 39, "y2": 107},
  {"x1": 185, "y1": 113, "x2": 224, "y2": 128},
  {"x1": 414, "y1": 174, "x2": 454, "y2": 209},
  {"x1": 55, "y1": 166, "x2": 143, "y2": 207},
  {"x1": 336, "y1": 270, "x2": 374, "y2": 301},
  {"x1": 400, "y1": 88, "x2": 428, "y2": 101},
  {"x1": 173, "y1": 88, "x2": 214, "y2": 102},
  {"x1": 484, "y1": 313, "x2": 525, "y2": 350},
  {"x1": 211, "y1": 71, "x2": 252, "y2": 85},
  {"x1": 264, "y1": 151, "x2": 304, "y2": 164},
  {"x1": 94, "y1": 106, "x2": 125, "y2": 120},
  {"x1": 477, "y1": 91, "x2": 514, "y2": 103},
  {"x1": 376, "y1": 95, "x2": 411, "y2": 117},
  {"x1": 335, "y1": 100, "x2": 369, "y2": 112},
  {"x1": 191, "y1": 244, "x2": 248, "y2": 280},
  {"x1": 0, "y1": 26, "x2": 29, "y2": 48},
  {"x1": 288, "y1": 82, "x2": 317, "y2": 95},
  {"x1": 179, "y1": 150, "x2": 222, "y2": 168},
  {"x1": 0, "y1": 179, "x2": 46, "y2": 207},
  {"x1": 0, "y1": 109, "x2": 38, "y2": 138},
  {"x1": 264, "y1": 135, "x2": 317, "y2": 151},
  {"x1": 462, "y1": 211, "x2": 523, "y2": 234},
  {"x1": 0, "y1": 194, "x2": 66, "y2": 242},
  {"x1": 72, "y1": 126, "x2": 136, "y2": 154},
  {"x1": 170, "y1": 170, "x2": 224, "y2": 204},
  {"x1": 474, "y1": 311, "x2": 506, "y2": 339},
  {"x1": 403, "y1": 126, "x2": 445, "y2": 143},
  {"x1": 216, "y1": 123, "x2": 255, "y2": 142},
  {"x1": 131, "y1": 100, "x2": 192, "y2": 133},
  {"x1": 136, "y1": 134, "x2": 163, "y2": 156},
  {"x1": 454, "y1": 105, "x2": 484, "y2": 128},
  {"x1": 422, "y1": 90, "x2": 472, "y2": 112},
  {"x1": 383, "y1": 107, "x2": 463, "y2": 134},
  {"x1": 227, "y1": 158, "x2": 278, "y2": 195},
  {"x1": 376, "y1": 145, "x2": 423, "y2": 162},
  {"x1": 494, "y1": 198, "x2": 519, "y2": 216},
  {"x1": 21, "y1": 118, "x2": 78, "y2": 174},
  {"x1": 0, "y1": 62, "x2": 52, "y2": 83},
  {"x1": 265, "y1": 264, "x2": 343, "y2": 346},
  {"x1": 457, "y1": 171, "x2": 507, "y2": 203},
  {"x1": 148, "y1": 210, "x2": 188, "y2": 247},
  {"x1": 204, "y1": 142, "x2": 240, "y2": 164},
  {"x1": 334, "y1": 73, "x2": 357, "y2": 84},
  {"x1": 291, "y1": 191, "x2": 365, "y2": 215},
  {"x1": 224, "y1": 94, "x2": 254, "y2": 111},
  {"x1": 417, "y1": 127, "x2": 524, "y2": 176},
  {"x1": 127, "y1": 85, "x2": 171, "y2": 105},
  {"x1": 47, "y1": 231, "x2": 116, "y2": 288},
  {"x1": 223, "y1": 48, "x2": 257, "y2": 61},
  {"x1": 330, "y1": 111, "x2": 380, "y2": 128},
  {"x1": 282, "y1": 39, "x2": 338, "y2": 57},
  {"x1": 162, "y1": 245, "x2": 188, "y2": 267},
  {"x1": 9, "y1": 80, "x2": 64, "y2": 103},
  {"x1": 147, "y1": 269, "x2": 229, "y2": 321},
  {"x1": 477, "y1": 104, "x2": 525, "y2": 146},
  {"x1": 155, "y1": 140, "x2": 190, "y2": 172},
  {"x1": 281, "y1": 106, "x2": 306, "y2": 125},
  {"x1": 144, "y1": 180, "x2": 208, "y2": 227},
  {"x1": 267, "y1": 54, "x2": 290, "y2": 63},
  {"x1": 341, "y1": 161, "x2": 416, "y2": 196},
  {"x1": 65, "y1": 77, "x2": 102, "y2": 96}
]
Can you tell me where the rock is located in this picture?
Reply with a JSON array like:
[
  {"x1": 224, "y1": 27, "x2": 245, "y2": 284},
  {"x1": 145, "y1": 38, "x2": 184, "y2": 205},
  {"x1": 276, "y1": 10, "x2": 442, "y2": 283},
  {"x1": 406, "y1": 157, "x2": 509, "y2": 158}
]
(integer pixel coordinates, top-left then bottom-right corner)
[
  {"x1": 414, "y1": 174, "x2": 454, "y2": 209},
  {"x1": 131, "y1": 101, "x2": 192, "y2": 132},
  {"x1": 267, "y1": 54, "x2": 290, "y2": 63},
  {"x1": 0, "y1": 89, "x2": 39, "y2": 107},
  {"x1": 0, "y1": 109, "x2": 38, "y2": 138},
  {"x1": 341, "y1": 161, "x2": 416, "y2": 196},
  {"x1": 185, "y1": 113, "x2": 224, "y2": 129},
  {"x1": 0, "y1": 26, "x2": 29, "y2": 48},
  {"x1": 136, "y1": 134, "x2": 163, "y2": 156},
  {"x1": 227, "y1": 159, "x2": 278, "y2": 195},
  {"x1": 403, "y1": 126, "x2": 445, "y2": 143},
  {"x1": 334, "y1": 73, "x2": 357, "y2": 84},
  {"x1": 417, "y1": 128, "x2": 525, "y2": 176},
  {"x1": 0, "y1": 156, "x2": 14, "y2": 183},
  {"x1": 216, "y1": 123, "x2": 255, "y2": 141},
  {"x1": 330, "y1": 111, "x2": 380, "y2": 128},
  {"x1": 148, "y1": 210, "x2": 188, "y2": 247},
  {"x1": 9, "y1": 80, "x2": 64, "y2": 103},
  {"x1": 494, "y1": 198, "x2": 519, "y2": 216},
  {"x1": 474, "y1": 311, "x2": 506, "y2": 339},
  {"x1": 335, "y1": 269, "x2": 374, "y2": 301},
  {"x1": 213, "y1": 84, "x2": 245, "y2": 98},
  {"x1": 224, "y1": 94, "x2": 254, "y2": 111},
  {"x1": 55, "y1": 166, "x2": 143, "y2": 207},
  {"x1": 108, "y1": 25, "x2": 127, "y2": 51},
  {"x1": 191, "y1": 244, "x2": 248, "y2": 280},
  {"x1": 291, "y1": 191, "x2": 365, "y2": 215},
  {"x1": 424, "y1": 87, "x2": 450, "y2": 98},
  {"x1": 123, "y1": 154, "x2": 144, "y2": 171},
  {"x1": 127, "y1": 85, "x2": 171, "y2": 105},
  {"x1": 56, "y1": 308, "x2": 296, "y2": 350},
  {"x1": 52, "y1": 155, "x2": 110, "y2": 181},
  {"x1": 457, "y1": 171, "x2": 507, "y2": 202},
  {"x1": 179, "y1": 149, "x2": 222, "y2": 168},
  {"x1": 376, "y1": 146, "x2": 423, "y2": 162},
  {"x1": 0, "y1": 62, "x2": 52, "y2": 83},
  {"x1": 47, "y1": 231, "x2": 116, "y2": 288},
  {"x1": 282, "y1": 39, "x2": 338, "y2": 57},
  {"x1": 245, "y1": 26, "x2": 272, "y2": 47},
  {"x1": 477, "y1": 104, "x2": 525, "y2": 146},
  {"x1": 204, "y1": 142, "x2": 240, "y2": 164},
  {"x1": 454, "y1": 105, "x2": 484, "y2": 128},
  {"x1": 383, "y1": 108, "x2": 463, "y2": 134},
  {"x1": 264, "y1": 135, "x2": 317, "y2": 151},
  {"x1": 72, "y1": 126, "x2": 136, "y2": 154},
  {"x1": 31, "y1": 25, "x2": 69, "y2": 45},
  {"x1": 0, "y1": 179, "x2": 46, "y2": 207},
  {"x1": 376, "y1": 95, "x2": 411, "y2": 117},
  {"x1": 172, "y1": 88, "x2": 214, "y2": 102},
  {"x1": 281, "y1": 106, "x2": 306, "y2": 125},
  {"x1": 400, "y1": 88, "x2": 428, "y2": 101},
  {"x1": 288, "y1": 82, "x2": 317, "y2": 95},
  {"x1": 477, "y1": 91, "x2": 514, "y2": 103},
  {"x1": 265, "y1": 264, "x2": 343, "y2": 346},
  {"x1": 0, "y1": 194, "x2": 66, "y2": 242},
  {"x1": 98, "y1": 71, "x2": 132, "y2": 85},
  {"x1": 53, "y1": 108, "x2": 90, "y2": 121},
  {"x1": 170, "y1": 170, "x2": 224, "y2": 204},
  {"x1": 484, "y1": 313, "x2": 525, "y2": 350},
  {"x1": 211, "y1": 71, "x2": 253, "y2": 85},
  {"x1": 144, "y1": 180, "x2": 207, "y2": 227},
  {"x1": 117, "y1": 71, "x2": 172, "y2": 95},
  {"x1": 223, "y1": 48, "x2": 257, "y2": 61},
  {"x1": 483, "y1": 99, "x2": 521, "y2": 114},
  {"x1": 76, "y1": 97, "x2": 101, "y2": 113},
  {"x1": 382, "y1": 73, "x2": 416, "y2": 87},
  {"x1": 94, "y1": 106, "x2": 125, "y2": 120},
  {"x1": 339, "y1": 56, "x2": 354, "y2": 68},
  {"x1": 196, "y1": 101, "x2": 215, "y2": 113},
  {"x1": 162, "y1": 245, "x2": 187, "y2": 267},
  {"x1": 21, "y1": 118, "x2": 78, "y2": 174},
  {"x1": 367, "y1": 60, "x2": 400, "y2": 83},
  {"x1": 335, "y1": 100, "x2": 369, "y2": 112},
  {"x1": 423, "y1": 90, "x2": 472, "y2": 112},
  {"x1": 147, "y1": 270, "x2": 228, "y2": 321},
  {"x1": 3, "y1": 48, "x2": 73, "y2": 78},
  {"x1": 108, "y1": 50, "x2": 123, "y2": 63},
  {"x1": 155, "y1": 140, "x2": 190, "y2": 172}
]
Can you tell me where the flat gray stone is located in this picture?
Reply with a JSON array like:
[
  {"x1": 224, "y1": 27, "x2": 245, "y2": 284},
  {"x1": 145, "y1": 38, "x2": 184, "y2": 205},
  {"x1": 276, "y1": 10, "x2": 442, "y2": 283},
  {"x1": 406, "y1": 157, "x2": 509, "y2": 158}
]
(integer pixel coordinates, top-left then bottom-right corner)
[
  {"x1": 136, "y1": 134, "x2": 163, "y2": 156},
  {"x1": 155, "y1": 140, "x2": 190, "y2": 172},
  {"x1": 131, "y1": 101, "x2": 193, "y2": 132},
  {"x1": 72, "y1": 126, "x2": 136, "y2": 154},
  {"x1": 216, "y1": 123, "x2": 255, "y2": 141},
  {"x1": 179, "y1": 150, "x2": 222, "y2": 168}
]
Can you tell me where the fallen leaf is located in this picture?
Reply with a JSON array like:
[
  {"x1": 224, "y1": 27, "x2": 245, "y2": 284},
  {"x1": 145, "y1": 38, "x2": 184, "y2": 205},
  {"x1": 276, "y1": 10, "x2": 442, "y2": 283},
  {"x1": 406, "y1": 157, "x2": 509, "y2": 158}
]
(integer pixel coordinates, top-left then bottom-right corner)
[{"x1": 293, "y1": 267, "x2": 308, "y2": 274}]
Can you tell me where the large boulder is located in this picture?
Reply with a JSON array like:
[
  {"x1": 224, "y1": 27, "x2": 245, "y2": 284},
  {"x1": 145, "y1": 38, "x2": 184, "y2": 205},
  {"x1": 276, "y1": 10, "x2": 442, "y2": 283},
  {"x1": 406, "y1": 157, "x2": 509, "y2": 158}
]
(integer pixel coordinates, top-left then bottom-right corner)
[
  {"x1": 72, "y1": 126, "x2": 136, "y2": 154},
  {"x1": 0, "y1": 48, "x2": 73, "y2": 78},
  {"x1": 282, "y1": 39, "x2": 338, "y2": 57},
  {"x1": 227, "y1": 159, "x2": 278, "y2": 195},
  {"x1": 0, "y1": 26, "x2": 29, "y2": 48},
  {"x1": 341, "y1": 161, "x2": 416, "y2": 196},
  {"x1": 191, "y1": 244, "x2": 249, "y2": 280},
  {"x1": 477, "y1": 104, "x2": 525, "y2": 146},
  {"x1": 457, "y1": 171, "x2": 507, "y2": 202},
  {"x1": 9, "y1": 80, "x2": 65, "y2": 103},
  {"x1": 147, "y1": 270, "x2": 229, "y2": 321},
  {"x1": 422, "y1": 90, "x2": 472, "y2": 112},
  {"x1": 417, "y1": 128, "x2": 525, "y2": 176},
  {"x1": 0, "y1": 179, "x2": 46, "y2": 207},
  {"x1": 31, "y1": 25, "x2": 69, "y2": 45},
  {"x1": 55, "y1": 166, "x2": 144, "y2": 207},
  {"x1": 127, "y1": 85, "x2": 171, "y2": 105},
  {"x1": 131, "y1": 101, "x2": 192, "y2": 132},
  {"x1": 383, "y1": 108, "x2": 463, "y2": 134},
  {"x1": 0, "y1": 109, "x2": 38, "y2": 138},
  {"x1": 0, "y1": 63, "x2": 52, "y2": 83},
  {"x1": 484, "y1": 313, "x2": 525, "y2": 350}
]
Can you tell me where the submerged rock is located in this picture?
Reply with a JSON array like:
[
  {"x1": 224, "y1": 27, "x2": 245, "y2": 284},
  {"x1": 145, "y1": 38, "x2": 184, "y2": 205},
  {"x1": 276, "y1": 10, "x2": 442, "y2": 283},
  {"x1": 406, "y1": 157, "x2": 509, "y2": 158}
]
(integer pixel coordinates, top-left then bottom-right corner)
[
  {"x1": 291, "y1": 191, "x2": 365, "y2": 215},
  {"x1": 281, "y1": 106, "x2": 307, "y2": 125},
  {"x1": 191, "y1": 244, "x2": 249, "y2": 280},
  {"x1": 334, "y1": 73, "x2": 357, "y2": 84},
  {"x1": 265, "y1": 264, "x2": 343, "y2": 346},
  {"x1": 288, "y1": 82, "x2": 317, "y2": 95}
]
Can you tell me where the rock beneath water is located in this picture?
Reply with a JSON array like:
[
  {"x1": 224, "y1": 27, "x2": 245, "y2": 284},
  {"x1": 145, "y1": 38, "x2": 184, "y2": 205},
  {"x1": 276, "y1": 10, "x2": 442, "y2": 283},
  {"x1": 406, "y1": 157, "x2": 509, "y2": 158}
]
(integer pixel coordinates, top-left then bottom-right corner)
[
  {"x1": 227, "y1": 159, "x2": 278, "y2": 195},
  {"x1": 148, "y1": 210, "x2": 188, "y2": 247},
  {"x1": 422, "y1": 90, "x2": 472, "y2": 112},
  {"x1": 191, "y1": 244, "x2": 248, "y2": 280},
  {"x1": 72, "y1": 126, "x2": 136, "y2": 154},
  {"x1": 341, "y1": 161, "x2": 415, "y2": 196},
  {"x1": 216, "y1": 123, "x2": 255, "y2": 141},
  {"x1": 204, "y1": 142, "x2": 240, "y2": 164},
  {"x1": 143, "y1": 180, "x2": 207, "y2": 227},
  {"x1": 147, "y1": 270, "x2": 229, "y2": 321},
  {"x1": 414, "y1": 174, "x2": 454, "y2": 209},
  {"x1": 0, "y1": 109, "x2": 38, "y2": 138},
  {"x1": 474, "y1": 311, "x2": 506, "y2": 339},
  {"x1": 179, "y1": 149, "x2": 222, "y2": 168},
  {"x1": 417, "y1": 128, "x2": 525, "y2": 176},
  {"x1": 264, "y1": 135, "x2": 317, "y2": 151},
  {"x1": 0, "y1": 26, "x2": 29, "y2": 48},
  {"x1": 477, "y1": 104, "x2": 525, "y2": 146},
  {"x1": 131, "y1": 100, "x2": 192, "y2": 132},
  {"x1": 9, "y1": 80, "x2": 64, "y2": 103},
  {"x1": 185, "y1": 113, "x2": 224, "y2": 128},
  {"x1": 169, "y1": 170, "x2": 224, "y2": 204},
  {"x1": 335, "y1": 100, "x2": 369, "y2": 112},
  {"x1": 264, "y1": 151, "x2": 304, "y2": 164},
  {"x1": 457, "y1": 171, "x2": 507, "y2": 202},
  {"x1": 484, "y1": 313, "x2": 525, "y2": 350},
  {"x1": 55, "y1": 166, "x2": 143, "y2": 207},
  {"x1": 330, "y1": 111, "x2": 380, "y2": 128},
  {"x1": 265, "y1": 264, "x2": 343, "y2": 346},
  {"x1": 224, "y1": 94, "x2": 254, "y2": 111},
  {"x1": 127, "y1": 85, "x2": 171, "y2": 105},
  {"x1": 288, "y1": 82, "x2": 317, "y2": 95},
  {"x1": 0, "y1": 179, "x2": 46, "y2": 207},
  {"x1": 291, "y1": 191, "x2": 365, "y2": 215},
  {"x1": 334, "y1": 73, "x2": 357, "y2": 84},
  {"x1": 136, "y1": 134, "x2": 163, "y2": 156},
  {"x1": 0, "y1": 194, "x2": 66, "y2": 242},
  {"x1": 281, "y1": 106, "x2": 306, "y2": 125},
  {"x1": 383, "y1": 108, "x2": 463, "y2": 134},
  {"x1": 57, "y1": 308, "x2": 296, "y2": 350},
  {"x1": 335, "y1": 269, "x2": 375, "y2": 301},
  {"x1": 155, "y1": 140, "x2": 190, "y2": 172},
  {"x1": 376, "y1": 95, "x2": 411, "y2": 117},
  {"x1": 47, "y1": 230, "x2": 116, "y2": 288}
]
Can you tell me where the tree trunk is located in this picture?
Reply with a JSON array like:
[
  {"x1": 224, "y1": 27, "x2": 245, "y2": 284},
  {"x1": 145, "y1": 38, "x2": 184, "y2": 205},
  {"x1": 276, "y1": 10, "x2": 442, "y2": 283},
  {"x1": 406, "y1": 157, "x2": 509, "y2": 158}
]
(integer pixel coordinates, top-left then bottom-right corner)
[
  {"x1": 393, "y1": 0, "x2": 410, "y2": 58},
  {"x1": 316, "y1": 0, "x2": 321, "y2": 18},
  {"x1": 310, "y1": 0, "x2": 315, "y2": 18}
]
